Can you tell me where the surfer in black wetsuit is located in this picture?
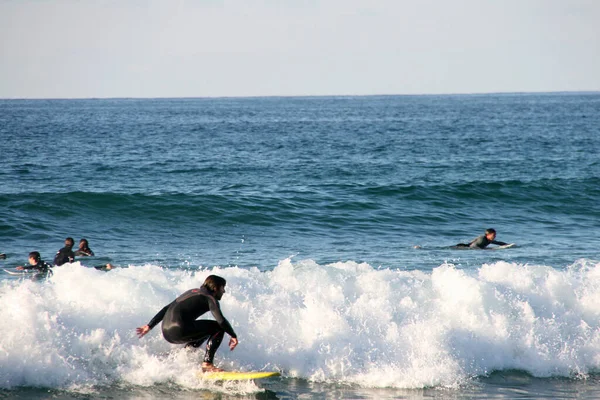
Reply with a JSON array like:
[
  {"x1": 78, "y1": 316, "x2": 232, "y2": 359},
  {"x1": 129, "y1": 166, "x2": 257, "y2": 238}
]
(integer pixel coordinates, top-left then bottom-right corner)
[
  {"x1": 71, "y1": 238, "x2": 114, "y2": 270},
  {"x1": 455, "y1": 228, "x2": 508, "y2": 249},
  {"x1": 54, "y1": 237, "x2": 75, "y2": 266},
  {"x1": 136, "y1": 275, "x2": 239, "y2": 372},
  {"x1": 75, "y1": 238, "x2": 94, "y2": 257},
  {"x1": 16, "y1": 251, "x2": 53, "y2": 281}
]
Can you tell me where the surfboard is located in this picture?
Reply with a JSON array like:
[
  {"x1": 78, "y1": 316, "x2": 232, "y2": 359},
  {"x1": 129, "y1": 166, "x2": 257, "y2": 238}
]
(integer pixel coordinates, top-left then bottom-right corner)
[
  {"x1": 3, "y1": 268, "x2": 33, "y2": 275},
  {"x1": 451, "y1": 243, "x2": 516, "y2": 250},
  {"x1": 199, "y1": 371, "x2": 281, "y2": 381},
  {"x1": 487, "y1": 243, "x2": 516, "y2": 250}
]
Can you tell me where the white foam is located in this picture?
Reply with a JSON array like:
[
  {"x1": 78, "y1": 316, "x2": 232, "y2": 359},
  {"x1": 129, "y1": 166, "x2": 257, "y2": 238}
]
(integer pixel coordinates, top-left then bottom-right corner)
[{"x1": 2, "y1": 258, "x2": 600, "y2": 390}]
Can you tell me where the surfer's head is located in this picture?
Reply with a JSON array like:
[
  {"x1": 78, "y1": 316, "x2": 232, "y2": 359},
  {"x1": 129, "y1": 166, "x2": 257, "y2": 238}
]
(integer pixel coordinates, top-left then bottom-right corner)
[
  {"x1": 202, "y1": 275, "x2": 227, "y2": 300},
  {"x1": 65, "y1": 237, "x2": 75, "y2": 248},
  {"x1": 485, "y1": 228, "x2": 497, "y2": 240},
  {"x1": 28, "y1": 251, "x2": 41, "y2": 264}
]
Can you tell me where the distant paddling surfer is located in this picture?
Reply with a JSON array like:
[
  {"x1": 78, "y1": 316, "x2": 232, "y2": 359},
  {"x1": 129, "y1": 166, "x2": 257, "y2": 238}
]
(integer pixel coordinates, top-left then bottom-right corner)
[
  {"x1": 136, "y1": 275, "x2": 238, "y2": 372},
  {"x1": 455, "y1": 228, "x2": 508, "y2": 249}
]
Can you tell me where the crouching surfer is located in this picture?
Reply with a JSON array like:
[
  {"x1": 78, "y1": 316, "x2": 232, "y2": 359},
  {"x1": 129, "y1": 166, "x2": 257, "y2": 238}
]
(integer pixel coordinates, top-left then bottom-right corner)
[
  {"x1": 136, "y1": 275, "x2": 238, "y2": 372},
  {"x1": 16, "y1": 251, "x2": 53, "y2": 281}
]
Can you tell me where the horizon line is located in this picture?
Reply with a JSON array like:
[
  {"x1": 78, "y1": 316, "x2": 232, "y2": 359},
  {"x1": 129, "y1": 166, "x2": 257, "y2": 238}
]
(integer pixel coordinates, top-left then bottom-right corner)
[{"x1": 1, "y1": 90, "x2": 599, "y2": 101}]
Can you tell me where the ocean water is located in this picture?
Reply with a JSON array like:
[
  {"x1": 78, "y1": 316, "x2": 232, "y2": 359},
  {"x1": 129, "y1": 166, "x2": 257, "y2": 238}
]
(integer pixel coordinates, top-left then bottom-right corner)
[{"x1": 1, "y1": 93, "x2": 600, "y2": 399}]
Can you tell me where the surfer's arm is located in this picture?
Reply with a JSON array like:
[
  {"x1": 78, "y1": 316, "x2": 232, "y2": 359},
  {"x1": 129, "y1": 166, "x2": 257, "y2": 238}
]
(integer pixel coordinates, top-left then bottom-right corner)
[
  {"x1": 208, "y1": 299, "x2": 237, "y2": 339},
  {"x1": 148, "y1": 303, "x2": 171, "y2": 328},
  {"x1": 491, "y1": 240, "x2": 508, "y2": 246},
  {"x1": 137, "y1": 302, "x2": 172, "y2": 338}
]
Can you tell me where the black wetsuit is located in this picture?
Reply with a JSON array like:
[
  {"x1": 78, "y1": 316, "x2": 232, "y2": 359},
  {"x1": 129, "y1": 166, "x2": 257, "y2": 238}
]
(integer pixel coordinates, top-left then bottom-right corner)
[
  {"x1": 22, "y1": 260, "x2": 53, "y2": 281},
  {"x1": 457, "y1": 235, "x2": 508, "y2": 249},
  {"x1": 54, "y1": 246, "x2": 75, "y2": 266},
  {"x1": 146, "y1": 287, "x2": 237, "y2": 363}
]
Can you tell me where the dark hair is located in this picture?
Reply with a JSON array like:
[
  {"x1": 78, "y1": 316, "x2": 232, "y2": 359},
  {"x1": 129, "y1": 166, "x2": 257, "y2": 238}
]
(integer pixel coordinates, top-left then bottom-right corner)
[
  {"x1": 80, "y1": 238, "x2": 89, "y2": 246},
  {"x1": 485, "y1": 228, "x2": 497, "y2": 235},
  {"x1": 65, "y1": 237, "x2": 75, "y2": 247},
  {"x1": 202, "y1": 275, "x2": 226, "y2": 293},
  {"x1": 29, "y1": 251, "x2": 41, "y2": 262}
]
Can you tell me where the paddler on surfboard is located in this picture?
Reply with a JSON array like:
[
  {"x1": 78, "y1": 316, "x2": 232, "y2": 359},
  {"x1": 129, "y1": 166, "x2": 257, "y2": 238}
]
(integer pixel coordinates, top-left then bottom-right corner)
[
  {"x1": 16, "y1": 251, "x2": 53, "y2": 281},
  {"x1": 136, "y1": 275, "x2": 239, "y2": 372},
  {"x1": 455, "y1": 228, "x2": 509, "y2": 249}
]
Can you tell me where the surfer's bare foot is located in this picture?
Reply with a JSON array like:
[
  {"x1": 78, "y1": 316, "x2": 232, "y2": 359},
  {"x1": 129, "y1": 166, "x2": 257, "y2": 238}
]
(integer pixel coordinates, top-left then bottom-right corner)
[{"x1": 202, "y1": 362, "x2": 224, "y2": 372}]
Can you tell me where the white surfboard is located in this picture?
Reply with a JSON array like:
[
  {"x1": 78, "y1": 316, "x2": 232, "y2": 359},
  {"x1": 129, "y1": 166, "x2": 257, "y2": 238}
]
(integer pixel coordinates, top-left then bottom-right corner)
[
  {"x1": 488, "y1": 243, "x2": 516, "y2": 250},
  {"x1": 3, "y1": 268, "x2": 33, "y2": 275}
]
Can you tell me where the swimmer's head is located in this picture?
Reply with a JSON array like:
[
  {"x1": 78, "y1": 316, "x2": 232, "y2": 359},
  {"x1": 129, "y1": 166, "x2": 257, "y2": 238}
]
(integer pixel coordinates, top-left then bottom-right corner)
[{"x1": 28, "y1": 251, "x2": 41, "y2": 264}]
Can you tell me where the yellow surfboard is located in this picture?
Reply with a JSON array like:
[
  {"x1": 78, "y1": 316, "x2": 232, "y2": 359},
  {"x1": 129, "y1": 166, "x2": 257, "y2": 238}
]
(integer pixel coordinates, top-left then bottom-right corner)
[{"x1": 199, "y1": 371, "x2": 281, "y2": 381}]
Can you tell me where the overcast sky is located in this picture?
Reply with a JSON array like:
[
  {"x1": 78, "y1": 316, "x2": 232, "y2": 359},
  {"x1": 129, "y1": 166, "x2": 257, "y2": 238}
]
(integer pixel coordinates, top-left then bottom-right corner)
[{"x1": 1, "y1": 0, "x2": 599, "y2": 98}]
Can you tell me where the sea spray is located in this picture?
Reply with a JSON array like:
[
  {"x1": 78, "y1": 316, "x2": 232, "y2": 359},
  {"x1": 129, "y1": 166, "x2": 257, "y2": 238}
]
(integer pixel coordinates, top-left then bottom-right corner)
[{"x1": 2, "y1": 258, "x2": 600, "y2": 390}]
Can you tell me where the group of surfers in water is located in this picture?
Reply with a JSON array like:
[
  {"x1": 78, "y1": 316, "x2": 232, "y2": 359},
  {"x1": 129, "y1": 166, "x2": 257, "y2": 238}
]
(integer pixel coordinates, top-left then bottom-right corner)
[
  {"x1": 8, "y1": 237, "x2": 113, "y2": 281},
  {"x1": 3, "y1": 228, "x2": 510, "y2": 372}
]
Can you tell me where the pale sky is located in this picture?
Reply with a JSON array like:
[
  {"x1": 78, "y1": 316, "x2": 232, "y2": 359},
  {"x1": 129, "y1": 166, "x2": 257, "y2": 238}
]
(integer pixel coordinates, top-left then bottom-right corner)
[{"x1": 1, "y1": 0, "x2": 599, "y2": 98}]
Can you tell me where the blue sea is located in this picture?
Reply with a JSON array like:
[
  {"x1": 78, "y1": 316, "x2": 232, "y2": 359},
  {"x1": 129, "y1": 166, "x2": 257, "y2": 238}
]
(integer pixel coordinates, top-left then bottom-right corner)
[{"x1": 1, "y1": 93, "x2": 600, "y2": 399}]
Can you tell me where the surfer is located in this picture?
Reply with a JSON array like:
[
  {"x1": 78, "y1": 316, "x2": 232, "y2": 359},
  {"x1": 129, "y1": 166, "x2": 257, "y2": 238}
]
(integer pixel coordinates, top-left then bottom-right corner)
[
  {"x1": 136, "y1": 275, "x2": 239, "y2": 372},
  {"x1": 93, "y1": 263, "x2": 115, "y2": 271},
  {"x1": 455, "y1": 228, "x2": 508, "y2": 249},
  {"x1": 72, "y1": 239, "x2": 114, "y2": 270},
  {"x1": 54, "y1": 237, "x2": 75, "y2": 266},
  {"x1": 16, "y1": 251, "x2": 53, "y2": 281},
  {"x1": 75, "y1": 238, "x2": 94, "y2": 257}
]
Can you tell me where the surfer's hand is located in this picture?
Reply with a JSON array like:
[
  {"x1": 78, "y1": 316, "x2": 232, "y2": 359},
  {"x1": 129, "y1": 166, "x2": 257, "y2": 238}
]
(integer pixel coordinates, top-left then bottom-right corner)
[
  {"x1": 229, "y1": 337, "x2": 238, "y2": 351},
  {"x1": 16, "y1": 266, "x2": 24, "y2": 270},
  {"x1": 136, "y1": 325, "x2": 150, "y2": 338}
]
